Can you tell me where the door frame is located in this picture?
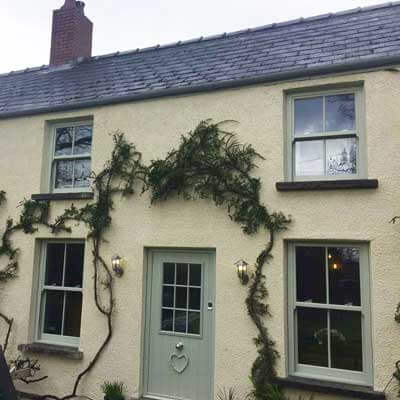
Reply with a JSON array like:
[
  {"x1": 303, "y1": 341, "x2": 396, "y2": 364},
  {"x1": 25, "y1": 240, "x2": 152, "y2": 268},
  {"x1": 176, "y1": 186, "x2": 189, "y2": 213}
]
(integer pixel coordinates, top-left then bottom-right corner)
[{"x1": 141, "y1": 248, "x2": 216, "y2": 400}]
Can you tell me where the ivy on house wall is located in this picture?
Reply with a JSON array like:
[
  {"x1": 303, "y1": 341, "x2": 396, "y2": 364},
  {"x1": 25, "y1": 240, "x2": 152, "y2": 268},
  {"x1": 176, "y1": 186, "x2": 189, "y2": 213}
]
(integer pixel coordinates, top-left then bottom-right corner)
[{"x1": 0, "y1": 121, "x2": 290, "y2": 400}]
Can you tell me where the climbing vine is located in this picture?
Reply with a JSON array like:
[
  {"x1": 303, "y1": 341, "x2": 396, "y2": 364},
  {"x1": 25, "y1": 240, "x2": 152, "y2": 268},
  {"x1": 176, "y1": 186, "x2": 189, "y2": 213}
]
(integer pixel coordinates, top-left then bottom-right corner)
[
  {"x1": 146, "y1": 120, "x2": 291, "y2": 398},
  {"x1": 0, "y1": 121, "x2": 290, "y2": 399}
]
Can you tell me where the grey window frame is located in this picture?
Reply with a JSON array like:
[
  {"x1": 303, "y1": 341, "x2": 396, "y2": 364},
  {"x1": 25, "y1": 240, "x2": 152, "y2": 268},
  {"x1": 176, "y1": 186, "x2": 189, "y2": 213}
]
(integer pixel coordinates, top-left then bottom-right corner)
[
  {"x1": 49, "y1": 121, "x2": 93, "y2": 193},
  {"x1": 35, "y1": 240, "x2": 85, "y2": 347},
  {"x1": 287, "y1": 242, "x2": 373, "y2": 386},
  {"x1": 285, "y1": 88, "x2": 366, "y2": 181}
]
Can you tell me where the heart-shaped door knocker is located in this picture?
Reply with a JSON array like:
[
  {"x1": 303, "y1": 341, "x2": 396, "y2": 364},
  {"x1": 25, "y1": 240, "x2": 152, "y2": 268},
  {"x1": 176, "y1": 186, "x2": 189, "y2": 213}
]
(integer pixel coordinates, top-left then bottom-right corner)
[{"x1": 169, "y1": 352, "x2": 189, "y2": 374}]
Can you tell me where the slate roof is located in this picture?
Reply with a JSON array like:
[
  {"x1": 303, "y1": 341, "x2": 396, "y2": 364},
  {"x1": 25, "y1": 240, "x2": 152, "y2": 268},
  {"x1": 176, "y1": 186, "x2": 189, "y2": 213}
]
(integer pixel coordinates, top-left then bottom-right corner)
[{"x1": 1, "y1": 2, "x2": 400, "y2": 119}]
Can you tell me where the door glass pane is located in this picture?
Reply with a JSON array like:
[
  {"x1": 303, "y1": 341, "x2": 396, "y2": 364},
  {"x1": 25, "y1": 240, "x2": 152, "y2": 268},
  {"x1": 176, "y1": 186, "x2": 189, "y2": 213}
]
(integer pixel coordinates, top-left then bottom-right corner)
[
  {"x1": 297, "y1": 307, "x2": 328, "y2": 367},
  {"x1": 326, "y1": 138, "x2": 357, "y2": 176},
  {"x1": 45, "y1": 243, "x2": 65, "y2": 286},
  {"x1": 163, "y1": 263, "x2": 175, "y2": 284},
  {"x1": 74, "y1": 126, "x2": 92, "y2": 155},
  {"x1": 74, "y1": 159, "x2": 91, "y2": 188},
  {"x1": 55, "y1": 160, "x2": 73, "y2": 189},
  {"x1": 175, "y1": 287, "x2": 187, "y2": 309},
  {"x1": 295, "y1": 140, "x2": 324, "y2": 176},
  {"x1": 328, "y1": 247, "x2": 360, "y2": 306},
  {"x1": 63, "y1": 292, "x2": 82, "y2": 337},
  {"x1": 161, "y1": 309, "x2": 173, "y2": 331},
  {"x1": 162, "y1": 286, "x2": 174, "y2": 307},
  {"x1": 296, "y1": 246, "x2": 326, "y2": 303},
  {"x1": 189, "y1": 288, "x2": 201, "y2": 310},
  {"x1": 55, "y1": 127, "x2": 73, "y2": 156},
  {"x1": 325, "y1": 94, "x2": 355, "y2": 132},
  {"x1": 176, "y1": 263, "x2": 188, "y2": 285},
  {"x1": 190, "y1": 264, "x2": 202, "y2": 286},
  {"x1": 188, "y1": 311, "x2": 201, "y2": 334},
  {"x1": 64, "y1": 243, "x2": 84, "y2": 288},
  {"x1": 331, "y1": 310, "x2": 362, "y2": 371},
  {"x1": 43, "y1": 290, "x2": 64, "y2": 335},
  {"x1": 174, "y1": 310, "x2": 187, "y2": 333},
  {"x1": 294, "y1": 97, "x2": 323, "y2": 136}
]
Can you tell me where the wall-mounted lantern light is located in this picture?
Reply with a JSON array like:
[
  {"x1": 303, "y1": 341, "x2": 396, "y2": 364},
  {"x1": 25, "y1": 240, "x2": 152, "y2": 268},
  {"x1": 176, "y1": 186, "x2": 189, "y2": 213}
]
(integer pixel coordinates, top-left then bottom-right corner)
[
  {"x1": 234, "y1": 259, "x2": 249, "y2": 285},
  {"x1": 111, "y1": 255, "x2": 124, "y2": 277}
]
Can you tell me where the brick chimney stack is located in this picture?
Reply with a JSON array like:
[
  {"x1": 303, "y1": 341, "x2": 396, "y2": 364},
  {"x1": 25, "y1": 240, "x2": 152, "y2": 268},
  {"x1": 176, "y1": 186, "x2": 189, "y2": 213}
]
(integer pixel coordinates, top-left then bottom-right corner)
[{"x1": 49, "y1": 0, "x2": 93, "y2": 66}]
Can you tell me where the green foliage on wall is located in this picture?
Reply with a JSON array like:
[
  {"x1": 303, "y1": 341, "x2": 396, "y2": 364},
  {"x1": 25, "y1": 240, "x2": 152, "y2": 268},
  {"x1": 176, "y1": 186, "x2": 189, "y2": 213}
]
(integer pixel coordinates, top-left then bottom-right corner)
[{"x1": 0, "y1": 121, "x2": 290, "y2": 400}]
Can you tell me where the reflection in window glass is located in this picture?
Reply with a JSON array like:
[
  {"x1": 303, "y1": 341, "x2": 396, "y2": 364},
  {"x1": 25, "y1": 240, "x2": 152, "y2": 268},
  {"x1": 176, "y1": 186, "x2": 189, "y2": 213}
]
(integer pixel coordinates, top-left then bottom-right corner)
[
  {"x1": 331, "y1": 310, "x2": 362, "y2": 371},
  {"x1": 161, "y1": 262, "x2": 202, "y2": 335},
  {"x1": 326, "y1": 138, "x2": 357, "y2": 176},
  {"x1": 297, "y1": 307, "x2": 328, "y2": 367},
  {"x1": 64, "y1": 243, "x2": 84, "y2": 288},
  {"x1": 325, "y1": 94, "x2": 355, "y2": 132},
  {"x1": 74, "y1": 126, "x2": 92, "y2": 155},
  {"x1": 295, "y1": 97, "x2": 323, "y2": 136},
  {"x1": 45, "y1": 243, "x2": 65, "y2": 286},
  {"x1": 74, "y1": 159, "x2": 91, "y2": 187},
  {"x1": 55, "y1": 160, "x2": 73, "y2": 189},
  {"x1": 296, "y1": 247, "x2": 326, "y2": 303},
  {"x1": 295, "y1": 140, "x2": 324, "y2": 176},
  {"x1": 328, "y1": 247, "x2": 360, "y2": 306},
  {"x1": 43, "y1": 291, "x2": 64, "y2": 335},
  {"x1": 63, "y1": 292, "x2": 83, "y2": 337},
  {"x1": 55, "y1": 127, "x2": 73, "y2": 156}
]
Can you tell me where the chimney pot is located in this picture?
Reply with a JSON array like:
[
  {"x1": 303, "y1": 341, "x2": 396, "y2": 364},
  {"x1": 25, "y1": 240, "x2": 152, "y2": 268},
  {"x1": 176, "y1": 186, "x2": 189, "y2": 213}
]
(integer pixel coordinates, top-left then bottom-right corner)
[{"x1": 49, "y1": 0, "x2": 93, "y2": 66}]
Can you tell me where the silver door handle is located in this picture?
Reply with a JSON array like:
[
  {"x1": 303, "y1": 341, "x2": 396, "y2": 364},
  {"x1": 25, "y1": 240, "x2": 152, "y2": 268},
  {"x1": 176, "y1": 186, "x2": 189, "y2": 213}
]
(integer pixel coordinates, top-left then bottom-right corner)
[{"x1": 176, "y1": 342, "x2": 184, "y2": 350}]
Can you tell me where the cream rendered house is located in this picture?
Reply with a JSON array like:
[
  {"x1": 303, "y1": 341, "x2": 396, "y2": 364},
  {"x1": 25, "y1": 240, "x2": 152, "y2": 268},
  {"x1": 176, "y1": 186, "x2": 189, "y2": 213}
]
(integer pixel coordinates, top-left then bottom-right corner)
[{"x1": 1, "y1": 1, "x2": 400, "y2": 399}]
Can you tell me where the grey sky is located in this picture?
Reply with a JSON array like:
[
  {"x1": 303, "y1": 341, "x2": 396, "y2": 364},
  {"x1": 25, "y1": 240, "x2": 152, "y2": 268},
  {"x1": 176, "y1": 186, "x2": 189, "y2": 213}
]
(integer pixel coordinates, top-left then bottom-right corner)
[{"x1": 0, "y1": 0, "x2": 391, "y2": 74}]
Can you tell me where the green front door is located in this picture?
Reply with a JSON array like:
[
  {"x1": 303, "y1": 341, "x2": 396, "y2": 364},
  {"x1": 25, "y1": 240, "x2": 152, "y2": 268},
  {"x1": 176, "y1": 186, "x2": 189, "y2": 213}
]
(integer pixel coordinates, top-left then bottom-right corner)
[{"x1": 144, "y1": 250, "x2": 215, "y2": 400}]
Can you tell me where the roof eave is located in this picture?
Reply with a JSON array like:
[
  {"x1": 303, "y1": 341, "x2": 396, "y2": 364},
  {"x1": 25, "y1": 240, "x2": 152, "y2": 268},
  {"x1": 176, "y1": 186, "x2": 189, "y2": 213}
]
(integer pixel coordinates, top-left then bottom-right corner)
[{"x1": 1, "y1": 55, "x2": 400, "y2": 120}]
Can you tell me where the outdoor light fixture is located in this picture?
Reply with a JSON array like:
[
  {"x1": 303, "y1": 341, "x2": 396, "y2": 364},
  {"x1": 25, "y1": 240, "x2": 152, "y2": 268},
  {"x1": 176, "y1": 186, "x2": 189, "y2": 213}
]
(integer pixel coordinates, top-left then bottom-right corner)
[
  {"x1": 111, "y1": 255, "x2": 124, "y2": 277},
  {"x1": 235, "y1": 259, "x2": 249, "y2": 285}
]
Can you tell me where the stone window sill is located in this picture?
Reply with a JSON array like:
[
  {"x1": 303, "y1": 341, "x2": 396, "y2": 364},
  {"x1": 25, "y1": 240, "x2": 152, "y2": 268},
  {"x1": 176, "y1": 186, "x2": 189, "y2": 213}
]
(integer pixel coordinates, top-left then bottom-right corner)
[
  {"x1": 31, "y1": 192, "x2": 94, "y2": 201},
  {"x1": 18, "y1": 343, "x2": 83, "y2": 360},
  {"x1": 274, "y1": 376, "x2": 385, "y2": 400},
  {"x1": 276, "y1": 179, "x2": 378, "y2": 191}
]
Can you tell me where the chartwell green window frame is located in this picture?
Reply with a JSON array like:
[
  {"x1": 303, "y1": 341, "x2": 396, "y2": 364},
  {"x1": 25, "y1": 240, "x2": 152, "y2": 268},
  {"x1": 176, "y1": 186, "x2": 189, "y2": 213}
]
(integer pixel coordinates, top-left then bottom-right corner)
[
  {"x1": 287, "y1": 242, "x2": 373, "y2": 386},
  {"x1": 49, "y1": 121, "x2": 93, "y2": 194},
  {"x1": 35, "y1": 240, "x2": 85, "y2": 348},
  {"x1": 285, "y1": 87, "x2": 366, "y2": 181}
]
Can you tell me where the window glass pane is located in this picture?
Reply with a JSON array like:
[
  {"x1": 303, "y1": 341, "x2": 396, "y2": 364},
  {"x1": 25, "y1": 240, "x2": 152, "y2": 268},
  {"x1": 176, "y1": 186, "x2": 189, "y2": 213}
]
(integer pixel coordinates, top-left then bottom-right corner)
[
  {"x1": 161, "y1": 309, "x2": 173, "y2": 331},
  {"x1": 189, "y1": 264, "x2": 201, "y2": 286},
  {"x1": 162, "y1": 285, "x2": 174, "y2": 308},
  {"x1": 296, "y1": 247, "x2": 326, "y2": 303},
  {"x1": 295, "y1": 140, "x2": 324, "y2": 176},
  {"x1": 294, "y1": 97, "x2": 323, "y2": 136},
  {"x1": 326, "y1": 138, "x2": 357, "y2": 176},
  {"x1": 175, "y1": 287, "x2": 187, "y2": 309},
  {"x1": 45, "y1": 243, "x2": 65, "y2": 286},
  {"x1": 55, "y1": 127, "x2": 73, "y2": 156},
  {"x1": 325, "y1": 94, "x2": 355, "y2": 132},
  {"x1": 55, "y1": 160, "x2": 73, "y2": 189},
  {"x1": 74, "y1": 126, "x2": 92, "y2": 155},
  {"x1": 43, "y1": 290, "x2": 64, "y2": 335},
  {"x1": 174, "y1": 310, "x2": 187, "y2": 333},
  {"x1": 64, "y1": 243, "x2": 84, "y2": 288},
  {"x1": 331, "y1": 310, "x2": 362, "y2": 371},
  {"x1": 63, "y1": 292, "x2": 82, "y2": 337},
  {"x1": 189, "y1": 288, "x2": 201, "y2": 310},
  {"x1": 328, "y1": 247, "x2": 360, "y2": 306},
  {"x1": 188, "y1": 311, "x2": 201, "y2": 334},
  {"x1": 176, "y1": 263, "x2": 188, "y2": 285},
  {"x1": 297, "y1": 307, "x2": 328, "y2": 367},
  {"x1": 73, "y1": 159, "x2": 91, "y2": 188},
  {"x1": 163, "y1": 263, "x2": 175, "y2": 284}
]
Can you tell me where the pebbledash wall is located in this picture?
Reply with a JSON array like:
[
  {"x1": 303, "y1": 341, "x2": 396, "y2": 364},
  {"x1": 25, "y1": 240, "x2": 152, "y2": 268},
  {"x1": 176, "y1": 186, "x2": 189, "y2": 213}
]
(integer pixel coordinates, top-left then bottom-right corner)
[{"x1": 1, "y1": 69, "x2": 400, "y2": 399}]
